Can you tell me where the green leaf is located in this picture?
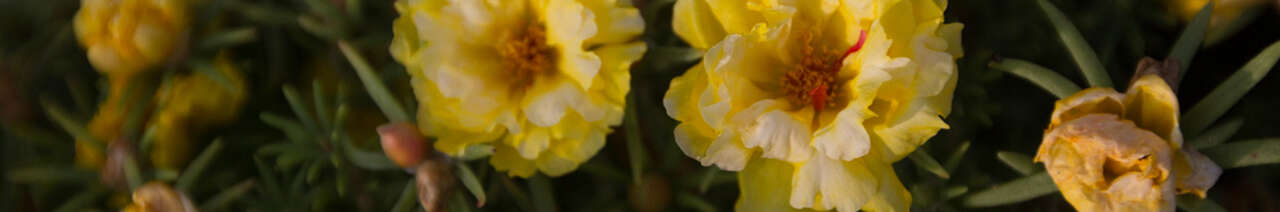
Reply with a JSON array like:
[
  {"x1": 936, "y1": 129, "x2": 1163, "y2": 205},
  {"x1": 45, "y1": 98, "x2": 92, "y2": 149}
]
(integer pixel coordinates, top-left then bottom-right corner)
[
  {"x1": 963, "y1": 172, "x2": 1057, "y2": 208},
  {"x1": 389, "y1": 179, "x2": 417, "y2": 212},
  {"x1": 260, "y1": 113, "x2": 309, "y2": 143},
  {"x1": 312, "y1": 80, "x2": 333, "y2": 131},
  {"x1": 199, "y1": 179, "x2": 256, "y2": 212},
  {"x1": 52, "y1": 187, "x2": 108, "y2": 212},
  {"x1": 997, "y1": 151, "x2": 1038, "y2": 176},
  {"x1": 254, "y1": 156, "x2": 283, "y2": 197},
  {"x1": 944, "y1": 186, "x2": 969, "y2": 200},
  {"x1": 908, "y1": 150, "x2": 950, "y2": 179},
  {"x1": 339, "y1": 136, "x2": 399, "y2": 170},
  {"x1": 501, "y1": 176, "x2": 535, "y2": 211},
  {"x1": 1037, "y1": 0, "x2": 1111, "y2": 87},
  {"x1": 1189, "y1": 118, "x2": 1242, "y2": 150},
  {"x1": 456, "y1": 163, "x2": 488, "y2": 207},
  {"x1": 989, "y1": 58, "x2": 1082, "y2": 99},
  {"x1": 1202, "y1": 138, "x2": 1280, "y2": 168},
  {"x1": 528, "y1": 174, "x2": 558, "y2": 212},
  {"x1": 1182, "y1": 40, "x2": 1280, "y2": 136},
  {"x1": 338, "y1": 41, "x2": 411, "y2": 123},
  {"x1": 282, "y1": 84, "x2": 319, "y2": 132},
  {"x1": 5, "y1": 165, "x2": 93, "y2": 184},
  {"x1": 1177, "y1": 194, "x2": 1227, "y2": 212},
  {"x1": 697, "y1": 167, "x2": 719, "y2": 194},
  {"x1": 199, "y1": 28, "x2": 257, "y2": 51},
  {"x1": 945, "y1": 141, "x2": 971, "y2": 172},
  {"x1": 633, "y1": 46, "x2": 702, "y2": 76},
  {"x1": 676, "y1": 192, "x2": 717, "y2": 212},
  {"x1": 40, "y1": 97, "x2": 104, "y2": 152},
  {"x1": 624, "y1": 93, "x2": 647, "y2": 184},
  {"x1": 177, "y1": 139, "x2": 224, "y2": 192},
  {"x1": 124, "y1": 156, "x2": 143, "y2": 190},
  {"x1": 1168, "y1": 2, "x2": 1213, "y2": 85}
]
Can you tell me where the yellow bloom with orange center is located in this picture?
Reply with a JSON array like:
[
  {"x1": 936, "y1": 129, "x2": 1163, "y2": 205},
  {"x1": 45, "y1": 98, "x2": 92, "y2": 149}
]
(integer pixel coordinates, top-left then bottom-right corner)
[
  {"x1": 75, "y1": 0, "x2": 187, "y2": 75},
  {"x1": 390, "y1": 0, "x2": 646, "y2": 177},
  {"x1": 665, "y1": 0, "x2": 963, "y2": 211},
  {"x1": 1036, "y1": 75, "x2": 1221, "y2": 212}
]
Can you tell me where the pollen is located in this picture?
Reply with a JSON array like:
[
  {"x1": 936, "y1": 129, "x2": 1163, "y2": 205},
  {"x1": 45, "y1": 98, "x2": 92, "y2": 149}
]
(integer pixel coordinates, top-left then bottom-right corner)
[
  {"x1": 783, "y1": 30, "x2": 844, "y2": 111},
  {"x1": 499, "y1": 24, "x2": 556, "y2": 91}
]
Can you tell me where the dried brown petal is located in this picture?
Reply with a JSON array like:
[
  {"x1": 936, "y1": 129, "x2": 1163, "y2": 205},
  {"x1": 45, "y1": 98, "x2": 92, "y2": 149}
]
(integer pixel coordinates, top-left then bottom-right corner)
[
  {"x1": 1131, "y1": 57, "x2": 1181, "y2": 91},
  {"x1": 415, "y1": 156, "x2": 455, "y2": 212},
  {"x1": 100, "y1": 137, "x2": 135, "y2": 191}
]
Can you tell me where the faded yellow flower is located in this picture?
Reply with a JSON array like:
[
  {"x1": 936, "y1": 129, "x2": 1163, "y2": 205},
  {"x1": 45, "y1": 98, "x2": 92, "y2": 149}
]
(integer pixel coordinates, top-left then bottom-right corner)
[
  {"x1": 122, "y1": 182, "x2": 197, "y2": 212},
  {"x1": 665, "y1": 0, "x2": 963, "y2": 211},
  {"x1": 1173, "y1": 0, "x2": 1267, "y2": 31},
  {"x1": 75, "y1": 0, "x2": 187, "y2": 75},
  {"x1": 390, "y1": 0, "x2": 646, "y2": 177},
  {"x1": 1036, "y1": 75, "x2": 1222, "y2": 212},
  {"x1": 148, "y1": 54, "x2": 247, "y2": 170}
]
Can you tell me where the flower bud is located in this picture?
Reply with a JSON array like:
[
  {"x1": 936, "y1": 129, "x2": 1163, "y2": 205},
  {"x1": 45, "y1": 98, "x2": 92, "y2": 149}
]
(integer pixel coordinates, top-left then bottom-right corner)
[
  {"x1": 100, "y1": 137, "x2": 135, "y2": 191},
  {"x1": 415, "y1": 157, "x2": 455, "y2": 212},
  {"x1": 379, "y1": 122, "x2": 427, "y2": 169},
  {"x1": 124, "y1": 182, "x2": 198, "y2": 212}
]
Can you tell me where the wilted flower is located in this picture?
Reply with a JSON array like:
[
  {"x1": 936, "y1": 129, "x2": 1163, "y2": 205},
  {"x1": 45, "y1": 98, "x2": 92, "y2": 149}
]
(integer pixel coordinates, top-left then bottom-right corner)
[
  {"x1": 75, "y1": 0, "x2": 188, "y2": 75},
  {"x1": 149, "y1": 54, "x2": 247, "y2": 170},
  {"x1": 122, "y1": 182, "x2": 198, "y2": 212},
  {"x1": 1036, "y1": 75, "x2": 1221, "y2": 212},
  {"x1": 665, "y1": 0, "x2": 963, "y2": 211},
  {"x1": 390, "y1": 0, "x2": 647, "y2": 177},
  {"x1": 415, "y1": 156, "x2": 455, "y2": 212}
]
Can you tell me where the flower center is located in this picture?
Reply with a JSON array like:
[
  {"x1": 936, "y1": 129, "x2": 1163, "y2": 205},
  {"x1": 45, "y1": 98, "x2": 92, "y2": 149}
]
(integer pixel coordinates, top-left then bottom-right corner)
[
  {"x1": 782, "y1": 30, "x2": 866, "y2": 112},
  {"x1": 499, "y1": 24, "x2": 556, "y2": 91}
]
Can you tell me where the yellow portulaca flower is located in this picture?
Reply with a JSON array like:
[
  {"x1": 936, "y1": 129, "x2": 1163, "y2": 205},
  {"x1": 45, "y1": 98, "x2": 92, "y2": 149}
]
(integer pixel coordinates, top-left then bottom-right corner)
[
  {"x1": 148, "y1": 54, "x2": 247, "y2": 170},
  {"x1": 390, "y1": 0, "x2": 646, "y2": 178},
  {"x1": 665, "y1": 0, "x2": 963, "y2": 211},
  {"x1": 1173, "y1": 0, "x2": 1267, "y2": 31},
  {"x1": 75, "y1": 0, "x2": 187, "y2": 75},
  {"x1": 122, "y1": 182, "x2": 198, "y2": 212},
  {"x1": 1035, "y1": 75, "x2": 1222, "y2": 212}
]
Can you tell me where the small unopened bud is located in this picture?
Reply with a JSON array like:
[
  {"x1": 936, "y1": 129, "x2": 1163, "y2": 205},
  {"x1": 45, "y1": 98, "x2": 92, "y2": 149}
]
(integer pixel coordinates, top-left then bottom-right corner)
[
  {"x1": 126, "y1": 182, "x2": 198, "y2": 212},
  {"x1": 379, "y1": 122, "x2": 427, "y2": 169},
  {"x1": 415, "y1": 157, "x2": 455, "y2": 212},
  {"x1": 101, "y1": 138, "x2": 135, "y2": 191}
]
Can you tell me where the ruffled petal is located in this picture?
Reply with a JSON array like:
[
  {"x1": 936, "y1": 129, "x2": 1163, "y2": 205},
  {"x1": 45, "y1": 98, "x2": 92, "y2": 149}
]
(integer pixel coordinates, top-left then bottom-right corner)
[
  {"x1": 736, "y1": 157, "x2": 817, "y2": 212},
  {"x1": 546, "y1": 0, "x2": 603, "y2": 89},
  {"x1": 1123, "y1": 75, "x2": 1183, "y2": 149}
]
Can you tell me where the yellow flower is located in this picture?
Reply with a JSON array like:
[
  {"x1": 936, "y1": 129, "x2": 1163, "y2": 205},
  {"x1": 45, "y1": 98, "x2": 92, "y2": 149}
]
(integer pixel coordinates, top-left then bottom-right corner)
[
  {"x1": 1035, "y1": 75, "x2": 1222, "y2": 212},
  {"x1": 75, "y1": 0, "x2": 187, "y2": 75},
  {"x1": 122, "y1": 182, "x2": 197, "y2": 212},
  {"x1": 390, "y1": 0, "x2": 646, "y2": 178},
  {"x1": 665, "y1": 0, "x2": 962, "y2": 211},
  {"x1": 148, "y1": 54, "x2": 247, "y2": 170},
  {"x1": 1173, "y1": 0, "x2": 1267, "y2": 31}
]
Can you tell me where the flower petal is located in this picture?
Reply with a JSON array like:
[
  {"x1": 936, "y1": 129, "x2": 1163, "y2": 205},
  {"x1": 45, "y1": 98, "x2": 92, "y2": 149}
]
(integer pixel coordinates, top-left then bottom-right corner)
[{"x1": 1123, "y1": 74, "x2": 1183, "y2": 149}]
